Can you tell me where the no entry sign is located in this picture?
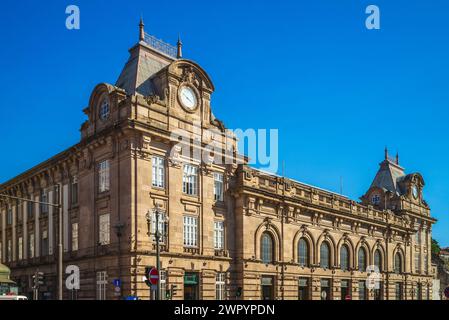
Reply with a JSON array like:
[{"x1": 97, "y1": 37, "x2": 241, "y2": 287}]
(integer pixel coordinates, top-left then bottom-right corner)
[{"x1": 149, "y1": 268, "x2": 159, "y2": 286}]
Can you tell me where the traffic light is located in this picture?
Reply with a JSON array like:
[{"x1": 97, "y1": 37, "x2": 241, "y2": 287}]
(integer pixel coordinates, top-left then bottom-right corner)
[
  {"x1": 171, "y1": 284, "x2": 178, "y2": 299},
  {"x1": 32, "y1": 272, "x2": 44, "y2": 289},
  {"x1": 236, "y1": 287, "x2": 242, "y2": 298},
  {"x1": 144, "y1": 267, "x2": 152, "y2": 287},
  {"x1": 165, "y1": 290, "x2": 171, "y2": 300}
]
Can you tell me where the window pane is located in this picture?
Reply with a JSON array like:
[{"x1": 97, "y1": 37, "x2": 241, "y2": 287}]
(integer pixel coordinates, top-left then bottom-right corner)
[
  {"x1": 358, "y1": 248, "x2": 366, "y2": 272},
  {"x1": 261, "y1": 233, "x2": 273, "y2": 264},
  {"x1": 374, "y1": 250, "x2": 382, "y2": 271},
  {"x1": 320, "y1": 242, "x2": 330, "y2": 269},
  {"x1": 298, "y1": 239, "x2": 308, "y2": 266},
  {"x1": 340, "y1": 245, "x2": 349, "y2": 271}
]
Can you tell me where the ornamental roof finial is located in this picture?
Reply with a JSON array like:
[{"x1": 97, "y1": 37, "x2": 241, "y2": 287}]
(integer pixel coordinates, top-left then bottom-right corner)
[
  {"x1": 177, "y1": 34, "x2": 183, "y2": 59},
  {"x1": 139, "y1": 17, "x2": 145, "y2": 42}
]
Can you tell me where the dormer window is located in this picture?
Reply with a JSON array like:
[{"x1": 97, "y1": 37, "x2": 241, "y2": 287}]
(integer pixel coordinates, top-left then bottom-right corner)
[
  {"x1": 371, "y1": 194, "x2": 381, "y2": 205},
  {"x1": 412, "y1": 185, "x2": 419, "y2": 199},
  {"x1": 99, "y1": 98, "x2": 110, "y2": 120}
]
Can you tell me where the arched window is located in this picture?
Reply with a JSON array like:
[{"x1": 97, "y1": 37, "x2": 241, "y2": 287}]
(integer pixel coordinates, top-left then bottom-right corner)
[
  {"x1": 340, "y1": 245, "x2": 350, "y2": 271},
  {"x1": 358, "y1": 247, "x2": 367, "y2": 272},
  {"x1": 298, "y1": 238, "x2": 309, "y2": 267},
  {"x1": 320, "y1": 242, "x2": 331, "y2": 269},
  {"x1": 261, "y1": 232, "x2": 274, "y2": 264},
  {"x1": 394, "y1": 252, "x2": 403, "y2": 274},
  {"x1": 374, "y1": 249, "x2": 382, "y2": 272}
]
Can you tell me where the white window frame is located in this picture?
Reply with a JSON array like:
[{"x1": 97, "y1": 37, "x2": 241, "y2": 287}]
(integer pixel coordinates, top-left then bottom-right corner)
[
  {"x1": 99, "y1": 98, "x2": 110, "y2": 120},
  {"x1": 96, "y1": 271, "x2": 108, "y2": 300},
  {"x1": 29, "y1": 233, "x2": 35, "y2": 259},
  {"x1": 214, "y1": 173, "x2": 224, "y2": 201},
  {"x1": 18, "y1": 237, "x2": 23, "y2": 260},
  {"x1": 214, "y1": 221, "x2": 224, "y2": 250},
  {"x1": 72, "y1": 223, "x2": 79, "y2": 251},
  {"x1": 98, "y1": 160, "x2": 110, "y2": 193},
  {"x1": 99, "y1": 214, "x2": 110, "y2": 246},
  {"x1": 183, "y1": 216, "x2": 198, "y2": 247},
  {"x1": 71, "y1": 177, "x2": 78, "y2": 205},
  {"x1": 7, "y1": 239, "x2": 11, "y2": 262},
  {"x1": 160, "y1": 270, "x2": 167, "y2": 300},
  {"x1": 151, "y1": 211, "x2": 167, "y2": 243},
  {"x1": 371, "y1": 194, "x2": 380, "y2": 205},
  {"x1": 216, "y1": 272, "x2": 226, "y2": 300},
  {"x1": 183, "y1": 165, "x2": 198, "y2": 196},
  {"x1": 152, "y1": 156, "x2": 165, "y2": 188}
]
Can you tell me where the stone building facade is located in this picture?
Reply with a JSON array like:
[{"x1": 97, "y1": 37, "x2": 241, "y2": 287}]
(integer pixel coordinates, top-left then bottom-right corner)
[{"x1": 0, "y1": 22, "x2": 437, "y2": 300}]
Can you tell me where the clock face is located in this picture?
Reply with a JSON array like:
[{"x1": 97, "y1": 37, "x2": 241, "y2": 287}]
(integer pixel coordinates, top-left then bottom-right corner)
[
  {"x1": 179, "y1": 86, "x2": 198, "y2": 110},
  {"x1": 412, "y1": 185, "x2": 419, "y2": 199}
]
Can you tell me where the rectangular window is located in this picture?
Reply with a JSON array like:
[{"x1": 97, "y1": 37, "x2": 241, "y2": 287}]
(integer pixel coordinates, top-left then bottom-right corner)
[
  {"x1": 53, "y1": 185, "x2": 60, "y2": 205},
  {"x1": 99, "y1": 214, "x2": 110, "y2": 245},
  {"x1": 7, "y1": 208, "x2": 12, "y2": 225},
  {"x1": 216, "y1": 273, "x2": 226, "y2": 300},
  {"x1": 160, "y1": 270, "x2": 167, "y2": 300},
  {"x1": 214, "y1": 173, "x2": 224, "y2": 201},
  {"x1": 96, "y1": 271, "x2": 108, "y2": 300},
  {"x1": 320, "y1": 279, "x2": 331, "y2": 300},
  {"x1": 17, "y1": 205, "x2": 22, "y2": 223},
  {"x1": 183, "y1": 216, "x2": 198, "y2": 247},
  {"x1": 18, "y1": 237, "x2": 23, "y2": 260},
  {"x1": 7, "y1": 239, "x2": 12, "y2": 262},
  {"x1": 183, "y1": 165, "x2": 198, "y2": 196},
  {"x1": 214, "y1": 221, "x2": 224, "y2": 250},
  {"x1": 395, "y1": 282, "x2": 403, "y2": 300},
  {"x1": 298, "y1": 278, "x2": 310, "y2": 300},
  {"x1": 358, "y1": 281, "x2": 366, "y2": 300},
  {"x1": 152, "y1": 156, "x2": 165, "y2": 188},
  {"x1": 41, "y1": 230, "x2": 48, "y2": 256},
  {"x1": 415, "y1": 230, "x2": 421, "y2": 245},
  {"x1": 72, "y1": 223, "x2": 79, "y2": 251},
  {"x1": 29, "y1": 234, "x2": 35, "y2": 259},
  {"x1": 424, "y1": 254, "x2": 428, "y2": 273},
  {"x1": 27, "y1": 199, "x2": 34, "y2": 220},
  {"x1": 415, "y1": 252, "x2": 421, "y2": 273},
  {"x1": 341, "y1": 279, "x2": 350, "y2": 300},
  {"x1": 98, "y1": 160, "x2": 110, "y2": 193},
  {"x1": 40, "y1": 190, "x2": 48, "y2": 214},
  {"x1": 71, "y1": 177, "x2": 78, "y2": 205},
  {"x1": 151, "y1": 211, "x2": 167, "y2": 243}
]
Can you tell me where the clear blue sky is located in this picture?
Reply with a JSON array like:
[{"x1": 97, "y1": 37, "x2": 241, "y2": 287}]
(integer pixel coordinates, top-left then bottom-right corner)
[{"x1": 0, "y1": 0, "x2": 448, "y2": 246}]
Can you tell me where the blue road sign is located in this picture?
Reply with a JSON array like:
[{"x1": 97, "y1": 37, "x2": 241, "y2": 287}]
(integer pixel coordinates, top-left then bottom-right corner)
[
  {"x1": 444, "y1": 287, "x2": 449, "y2": 299},
  {"x1": 113, "y1": 279, "x2": 121, "y2": 287}
]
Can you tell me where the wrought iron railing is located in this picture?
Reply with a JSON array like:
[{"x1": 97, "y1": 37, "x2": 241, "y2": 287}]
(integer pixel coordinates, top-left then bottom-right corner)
[{"x1": 143, "y1": 33, "x2": 177, "y2": 58}]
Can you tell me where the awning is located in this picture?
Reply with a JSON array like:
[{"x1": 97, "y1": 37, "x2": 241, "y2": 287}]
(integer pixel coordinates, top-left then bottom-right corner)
[{"x1": 0, "y1": 278, "x2": 16, "y2": 284}]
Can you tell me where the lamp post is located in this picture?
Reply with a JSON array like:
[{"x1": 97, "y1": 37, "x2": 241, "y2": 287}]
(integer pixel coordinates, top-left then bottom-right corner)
[{"x1": 146, "y1": 207, "x2": 167, "y2": 301}]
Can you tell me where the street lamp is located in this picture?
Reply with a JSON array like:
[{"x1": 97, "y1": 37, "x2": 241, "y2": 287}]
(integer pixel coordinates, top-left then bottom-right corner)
[{"x1": 146, "y1": 207, "x2": 168, "y2": 300}]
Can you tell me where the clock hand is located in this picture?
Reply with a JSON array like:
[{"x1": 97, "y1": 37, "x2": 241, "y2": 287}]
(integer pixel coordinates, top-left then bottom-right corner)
[{"x1": 184, "y1": 94, "x2": 193, "y2": 104}]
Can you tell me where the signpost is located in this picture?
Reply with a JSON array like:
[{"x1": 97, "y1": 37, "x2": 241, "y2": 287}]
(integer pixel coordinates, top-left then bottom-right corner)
[{"x1": 149, "y1": 268, "x2": 159, "y2": 286}]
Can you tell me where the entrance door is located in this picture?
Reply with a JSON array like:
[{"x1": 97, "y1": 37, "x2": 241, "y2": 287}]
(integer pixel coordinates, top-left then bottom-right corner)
[
  {"x1": 341, "y1": 280, "x2": 350, "y2": 300},
  {"x1": 184, "y1": 273, "x2": 199, "y2": 300},
  {"x1": 261, "y1": 276, "x2": 274, "y2": 300},
  {"x1": 320, "y1": 279, "x2": 331, "y2": 300},
  {"x1": 298, "y1": 278, "x2": 309, "y2": 300}
]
